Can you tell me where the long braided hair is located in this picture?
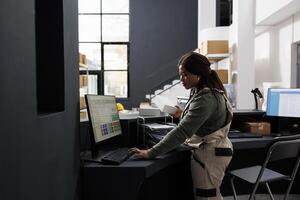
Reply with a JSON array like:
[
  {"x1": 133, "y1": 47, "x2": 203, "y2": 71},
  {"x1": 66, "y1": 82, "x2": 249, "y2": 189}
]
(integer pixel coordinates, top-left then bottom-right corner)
[{"x1": 178, "y1": 52, "x2": 227, "y2": 99}]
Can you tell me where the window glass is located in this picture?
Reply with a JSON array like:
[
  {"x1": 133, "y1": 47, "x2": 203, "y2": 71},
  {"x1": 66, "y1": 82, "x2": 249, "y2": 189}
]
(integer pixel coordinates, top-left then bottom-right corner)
[
  {"x1": 104, "y1": 71, "x2": 128, "y2": 97},
  {"x1": 102, "y1": 0, "x2": 129, "y2": 13},
  {"x1": 79, "y1": 74, "x2": 98, "y2": 95},
  {"x1": 87, "y1": 74, "x2": 98, "y2": 94},
  {"x1": 78, "y1": 0, "x2": 100, "y2": 13},
  {"x1": 79, "y1": 43, "x2": 101, "y2": 70},
  {"x1": 78, "y1": 0, "x2": 129, "y2": 98},
  {"x1": 102, "y1": 15, "x2": 129, "y2": 42},
  {"x1": 79, "y1": 15, "x2": 101, "y2": 42},
  {"x1": 103, "y1": 45, "x2": 127, "y2": 70}
]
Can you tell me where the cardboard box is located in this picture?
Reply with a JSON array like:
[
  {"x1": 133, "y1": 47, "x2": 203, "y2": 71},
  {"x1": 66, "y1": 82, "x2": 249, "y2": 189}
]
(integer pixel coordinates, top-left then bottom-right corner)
[
  {"x1": 79, "y1": 75, "x2": 88, "y2": 87},
  {"x1": 79, "y1": 53, "x2": 86, "y2": 64},
  {"x1": 79, "y1": 76, "x2": 83, "y2": 87},
  {"x1": 79, "y1": 53, "x2": 88, "y2": 68},
  {"x1": 80, "y1": 97, "x2": 86, "y2": 110},
  {"x1": 201, "y1": 40, "x2": 229, "y2": 55},
  {"x1": 80, "y1": 111, "x2": 88, "y2": 121},
  {"x1": 82, "y1": 75, "x2": 88, "y2": 86},
  {"x1": 215, "y1": 69, "x2": 228, "y2": 84},
  {"x1": 244, "y1": 122, "x2": 271, "y2": 135}
]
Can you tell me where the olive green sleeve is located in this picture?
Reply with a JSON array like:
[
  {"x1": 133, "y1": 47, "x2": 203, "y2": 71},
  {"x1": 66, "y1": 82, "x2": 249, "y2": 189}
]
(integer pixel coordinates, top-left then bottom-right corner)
[{"x1": 148, "y1": 94, "x2": 215, "y2": 158}]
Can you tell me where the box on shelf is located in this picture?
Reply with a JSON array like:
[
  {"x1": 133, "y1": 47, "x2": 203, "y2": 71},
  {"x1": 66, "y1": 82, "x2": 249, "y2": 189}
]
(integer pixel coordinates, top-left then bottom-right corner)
[
  {"x1": 80, "y1": 97, "x2": 86, "y2": 110},
  {"x1": 244, "y1": 122, "x2": 271, "y2": 135},
  {"x1": 79, "y1": 76, "x2": 83, "y2": 87},
  {"x1": 79, "y1": 53, "x2": 88, "y2": 68},
  {"x1": 80, "y1": 110, "x2": 88, "y2": 121},
  {"x1": 79, "y1": 75, "x2": 88, "y2": 87},
  {"x1": 215, "y1": 69, "x2": 228, "y2": 84},
  {"x1": 83, "y1": 75, "x2": 88, "y2": 86},
  {"x1": 201, "y1": 40, "x2": 229, "y2": 55}
]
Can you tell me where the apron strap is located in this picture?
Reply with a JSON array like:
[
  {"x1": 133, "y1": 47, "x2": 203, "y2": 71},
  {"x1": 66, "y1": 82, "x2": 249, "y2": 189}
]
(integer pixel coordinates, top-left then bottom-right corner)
[{"x1": 195, "y1": 188, "x2": 217, "y2": 197}]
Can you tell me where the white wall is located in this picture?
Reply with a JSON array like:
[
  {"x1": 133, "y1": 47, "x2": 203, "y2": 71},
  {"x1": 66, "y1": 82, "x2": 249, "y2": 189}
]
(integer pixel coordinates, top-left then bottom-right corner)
[
  {"x1": 198, "y1": 0, "x2": 217, "y2": 47},
  {"x1": 256, "y1": 0, "x2": 293, "y2": 24},
  {"x1": 256, "y1": 0, "x2": 300, "y2": 26},
  {"x1": 255, "y1": 12, "x2": 300, "y2": 91},
  {"x1": 197, "y1": 0, "x2": 230, "y2": 46},
  {"x1": 277, "y1": 18, "x2": 293, "y2": 87},
  {"x1": 229, "y1": 0, "x2": 255, "y2": 109},
  {"x1": 198, "y1": 0, "x2": 216, "y2": 31},
  {"x1": 294, "y1": 13, "x2": 300, "y2": 42},
  {"x1": 254, "y1": 30, "x2": 275, "y2": 86}
]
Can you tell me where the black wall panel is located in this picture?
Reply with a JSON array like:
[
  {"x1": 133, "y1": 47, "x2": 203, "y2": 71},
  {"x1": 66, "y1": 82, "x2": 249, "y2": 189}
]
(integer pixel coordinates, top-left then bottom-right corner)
[
  {"x1": 128, "y1": 0, "x2": 198, "y2": 107},
  {"x1": 0, "y1": 0, "x2": 79, "y2": 200},
  {"x1": 35, "y1": 0, "x2": 65, "y2": 113}
]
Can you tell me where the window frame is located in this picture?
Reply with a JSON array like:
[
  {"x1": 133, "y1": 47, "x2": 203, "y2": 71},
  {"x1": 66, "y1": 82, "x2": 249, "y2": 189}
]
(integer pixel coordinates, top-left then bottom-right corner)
[
  {"x1": 101, "y1": 42, "x2": 130, "y2": 99},
  {"x1": 78, "y1": 0, "x2": 130, "y2": 98}
]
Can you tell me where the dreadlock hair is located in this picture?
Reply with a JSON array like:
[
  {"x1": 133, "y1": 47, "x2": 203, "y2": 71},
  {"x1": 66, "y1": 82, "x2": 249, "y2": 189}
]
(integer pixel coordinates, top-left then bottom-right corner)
[{"x1": 178, "y1": 52, "x2": 227, "y2": 98}]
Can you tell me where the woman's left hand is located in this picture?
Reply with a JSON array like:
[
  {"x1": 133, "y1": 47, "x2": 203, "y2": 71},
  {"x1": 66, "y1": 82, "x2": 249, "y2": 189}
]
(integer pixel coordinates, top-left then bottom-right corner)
[
  {"x1": 128, "y1": 147, "x2": 150, "y2": 159},
  {"x1": 172, "y1": 105, "x2": 183, "y2": 118}
]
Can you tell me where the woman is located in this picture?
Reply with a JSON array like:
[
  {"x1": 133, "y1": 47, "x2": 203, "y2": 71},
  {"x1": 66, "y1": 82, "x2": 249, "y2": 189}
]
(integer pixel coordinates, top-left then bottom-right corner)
[{"x1": 129, "y1": 52, "x2": 233, "y2": 200}]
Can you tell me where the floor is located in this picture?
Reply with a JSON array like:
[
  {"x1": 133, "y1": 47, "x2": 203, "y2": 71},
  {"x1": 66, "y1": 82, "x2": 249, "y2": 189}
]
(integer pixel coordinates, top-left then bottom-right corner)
[{"x1": 224, "y1": 194, "x2": 300, "y2": 200}]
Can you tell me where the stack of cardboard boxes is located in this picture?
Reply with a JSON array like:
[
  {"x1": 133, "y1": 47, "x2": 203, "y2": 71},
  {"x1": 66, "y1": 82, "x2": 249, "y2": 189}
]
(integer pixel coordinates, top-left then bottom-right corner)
[
  {"x1": 79, "y1": 75, "x2": 88, "y2": 111},
  {"x1": 79, "y1": 53, "x2": 88, "y2": 120},
  {"x1": 195, "y1": 40, "x2": 229, "y2": 84}
]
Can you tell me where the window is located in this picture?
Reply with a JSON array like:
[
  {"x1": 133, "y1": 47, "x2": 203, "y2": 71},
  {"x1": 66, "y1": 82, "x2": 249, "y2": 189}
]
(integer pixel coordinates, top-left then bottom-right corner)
[
  {"x1": 216, "y1": 0, "x2": 232, "y2": 26},
  {"x1": 78, "y1": 0, "x2": 129, "y2": 98}
]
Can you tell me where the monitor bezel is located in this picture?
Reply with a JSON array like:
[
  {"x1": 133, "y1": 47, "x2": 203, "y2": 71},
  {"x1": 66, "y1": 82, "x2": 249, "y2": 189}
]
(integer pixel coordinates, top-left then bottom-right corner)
[
  {"x1": 266, "y1": 88, "x2": 300, "y2": 118},
  {"x1": 85, "y1": 94, "x2": 122, "y2": 156}
]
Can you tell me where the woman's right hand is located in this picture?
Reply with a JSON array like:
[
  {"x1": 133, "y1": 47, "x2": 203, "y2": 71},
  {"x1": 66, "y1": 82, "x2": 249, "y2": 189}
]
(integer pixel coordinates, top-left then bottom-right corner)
[
  {"x1": 128, "y1": 147, "x2": 150, "y2": 159},
  {"x1": 172, "y1": 105, "x2": 183, "y2": 118}
]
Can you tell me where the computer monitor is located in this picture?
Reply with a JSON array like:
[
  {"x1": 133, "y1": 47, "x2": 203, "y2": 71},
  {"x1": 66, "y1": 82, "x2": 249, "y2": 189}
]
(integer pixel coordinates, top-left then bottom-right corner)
[
  {"x1": 85, "y1": 95, "x2": 122, "y2": 149},
  {"x1": 266, "y1": 88, "x2": 300, "y2": 118}
]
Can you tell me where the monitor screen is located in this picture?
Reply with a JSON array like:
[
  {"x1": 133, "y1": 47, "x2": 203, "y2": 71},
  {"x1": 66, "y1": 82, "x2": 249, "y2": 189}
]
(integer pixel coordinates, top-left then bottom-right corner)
[
  {"x1": 266, "y1": 88, "x2": 300, "y2": 118},
  {"x1": 85, "y1": 95, "x2": 122, "y2": 144}
]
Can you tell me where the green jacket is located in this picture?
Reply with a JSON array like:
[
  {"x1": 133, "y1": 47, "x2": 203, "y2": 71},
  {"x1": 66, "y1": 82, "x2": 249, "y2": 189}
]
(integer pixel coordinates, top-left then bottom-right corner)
[{"x1": 148, "y1": 88, "x2": 228, "y2": 158}]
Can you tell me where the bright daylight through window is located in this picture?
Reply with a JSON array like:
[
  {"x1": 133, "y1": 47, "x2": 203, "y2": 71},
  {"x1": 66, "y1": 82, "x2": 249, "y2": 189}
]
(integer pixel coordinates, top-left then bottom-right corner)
[{"x1": 78, "y1": 0, "x2": 129, "y2": 98}]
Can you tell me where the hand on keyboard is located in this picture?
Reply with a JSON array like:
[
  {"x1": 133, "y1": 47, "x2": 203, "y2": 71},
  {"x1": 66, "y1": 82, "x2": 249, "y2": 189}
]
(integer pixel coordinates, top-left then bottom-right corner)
[
  {"x1": 128, "y1": 147, "x2": 150, "y2": 159},
  {"x1": 101, "y1": 148, "x2": 131, "y2": 165}
]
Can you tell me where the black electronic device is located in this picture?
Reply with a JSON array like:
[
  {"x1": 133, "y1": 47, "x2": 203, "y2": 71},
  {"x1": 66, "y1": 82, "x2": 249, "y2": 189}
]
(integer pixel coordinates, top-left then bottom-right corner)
[
  {"x1": 251, "y1": 88, "x2": 263, "y2": 110},
  {"x1": 84, "y1": 95, "x2": 130, "y2": 164},
  {"x1": 141, "y1": 122, "x2": 175, "y2": 147},
  {"x1": 101, "y1": 148, "x2": 131, "y2": 165}
]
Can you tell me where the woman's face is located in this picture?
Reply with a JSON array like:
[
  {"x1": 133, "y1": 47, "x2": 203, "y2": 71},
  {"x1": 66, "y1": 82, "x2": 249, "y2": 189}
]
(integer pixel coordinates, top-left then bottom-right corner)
[{"x1": 179, "y1": 65, "x2": 200, "y2": 89}]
